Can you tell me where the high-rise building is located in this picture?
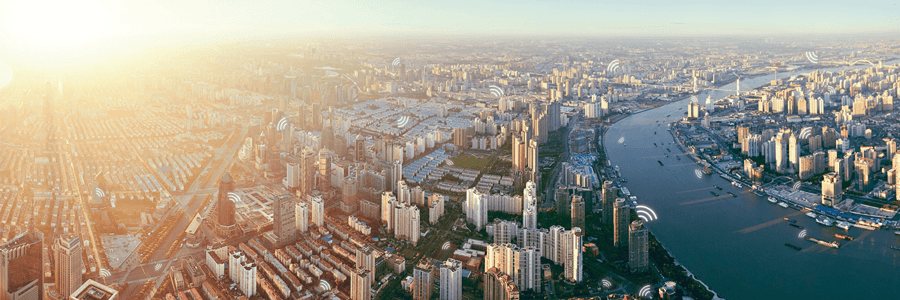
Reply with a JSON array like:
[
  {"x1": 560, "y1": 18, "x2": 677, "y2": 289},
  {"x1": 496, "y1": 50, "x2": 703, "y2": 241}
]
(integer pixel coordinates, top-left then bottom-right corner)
[
  {"x1": 571, "y1": 195, "x2": 584, "y2": 230},
  {"x1": 391, "y1": 160, "x2": 403, "y2": 193},
  {"x1": 855, "y1": 158, "x2": 873, "y2": 192},
  {"x1": 318, "y1": 149, "x2": 332, "y2": 190},
  {"x1": 465, "y1": 188, "x2": 488, "y2": 231},
  {"x1": 286, "y1": 162, "x2": 300, "y2": 190},
  {"x1": 789, "y1": 132, "x2": 800, "y2": 172},
  {"x1": 309, "y1": 195, "x2": 324, "y2": 227},
  {"x1": 602, "y1": 181, "x2": 617, "y2": 226},
  {"x1": 217, "y1": 172, "x2": 236, "y2": 228},
  {"x1": 228, "y1": 251, "x2": 257, "y2": 297},
  {"x1": 821, "y1": 173, "x2": 842, "y2": 207},
  {"x1": 522, "y1": 181, "x2": 538, "y2": 230},
  {"x1": 350, "y1": 268, "x2": 371, "y2": 300},
  {"x1": 628, "y1": 220, "x2": 649, "y2": 273},
  {"x1": 564, "y1": 228, "x2": 583, "y2": 282},
  {"x1": 69, "y1": 279, "x2": 118, "y2": 300},
  {"x1": 429, "y1": 194, "x2": 445, "y2": 224},
  {"x1": 56, "y1": 233, "x2": 83, "y2": 297},
  {"x1": 356, "y1": 246, "x2": 375, "y2": 285},
  {"x1": 1, "y1": 231, "x2": 44, "y2": 300},
  {"x1": 300, "y1": 147, "x2": 317, "y2": 196},
  {"x1": 440, "y1": 259, "x2": 462, "y2": 300},
  {"x1": 484, "y1": 268, "x2": 520, "y2": 300},
  {"x1": 273, "y1": 194, "x2": 296, "y2": 245},
  {"x1": 355, "y1": 135, "x2": 366, "y2": 163},
  {"x1": 613, "y1": 198, "x2": 630, "y2": 248},
  {"x1": 413, "y1": 261, "x2": 434, "y2": 300},
  {"x1": 296, "y1": 201, "x2": 309, "y2": 233}
]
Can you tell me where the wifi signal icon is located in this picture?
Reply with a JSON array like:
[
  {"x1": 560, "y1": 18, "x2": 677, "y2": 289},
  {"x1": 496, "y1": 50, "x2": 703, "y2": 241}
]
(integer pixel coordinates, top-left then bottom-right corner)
[
  {"x1": 601, "y1": 279, "x2": 612, "y2": 289},
  {"x1": 442, "y1": 241, "x2": 451, "y2": 251},
  {"x1": 94, "y1": 187, "x2": 105, "y2": 198},
  {"x1": 396, "y1": 115, "x2": 411, "y2": 128},
  {"x1": 607, "y1": 59, "x2": 621, "y2": 73},
  {"x1": 99, "y1": 269, "x2": 111, "y2": 278},
  {"x1": 227, "y1": 192, "x2": 241, "y2": 203},
  {"x1": 805, "y1": 51, "x2": 818, "y2": 64},
  {"x1": 392, "y1": 57, "x2": 401, "y2": 67},
  {"x1": 635, "y1": 205, "x2": 658, "y2": 222},
  {"x1": 798, "y1": 127, "x2": 813, "y2": 140},
  {"x1": 694, "y1": 169, "x2": 703, "y2": 179},
  {"x1": 276, "y1": 117, "x2": 290, "y2": 131},
  {"x1": 792, "y1": 182, "x2": 802, "y2": 191},
  {"x1": 690, "y1": 95, "x2": 699, "y2": 103},
  {"x1": 798, "y1": 229, "x2": 807, "y2": 239},
  {"x1": 826, "y1": 86, "x2": 836, "y2": 94},
  {"x1": 489, "y1": 85, "x2": 504, "y2": 97},
  {"x1": 638, "y1": 285, "x2": 653, "y2": 298}
]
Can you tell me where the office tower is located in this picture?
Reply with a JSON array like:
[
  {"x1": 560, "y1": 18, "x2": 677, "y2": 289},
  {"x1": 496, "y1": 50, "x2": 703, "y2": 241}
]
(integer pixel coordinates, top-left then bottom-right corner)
[
  {"x1": 855, "y1": 158, "x2": 873, "y2": 192},
  {"x1": 300, "y1": 147, "x2": 316, "y2": 196},
  {"x1": 286, "y1": 162, "x2": 300, "y2": 189},
  {"x1": 484, "y1": 267, "x2": 520, "y2": 300},
  {"x1": 789, "y1": 132, "x2": 799, "y2": 172},
  {"x1": 355, "y1": 135, "x2": 366, "y2": 163},
  {"x1": 309, "y1": 195, "x2": 324, "y2": 227},
  {"x1": 564, "y1": 228, "x2": 583, "y2": 282},
  {"x1": 1, "y1": 231, "x2": 44, "y2": 300},
  {"x1": 413, "y1": 261, "x2": 434, "y2": 300},
  {"x1": 318, "y1": 149, "x2": 332, "y2": 190},
  {"x1": 391, "y1": 160, "x2": 403, "y2": 193},
  {"x1": 273, "y1": 194, "x2": 296, "y2": 245},
  {"x1": 775, "y1": 133, "x2": 788, "y2": 173},
  {"x1": 628, "y1": 220, "x2": 649, "y2": 273},
  {"x1": 217, "y1": 172, "x2": 236, "y2": 228},
  {"x1": 356, "y1": 246, "x2": 375, "y2": 285},
  {"x1": 571, "y1": 195, "x2": 585, "y2": 230},
  {"x1": 602, "y1": 181, "x2": 617, "y2": 225},
  {"x1": 523, "y1": 181, "x2": 538, "y2": 230},
  {"x1": 296, "y1": 202, "x2": 309, "y2": 233},
  {"x1": 613, "y1": 198, "x2": 630, "y2": 248},
  {"x1": 69, "y1": 279, "x2": 118, "y2": 300},
  {"x1": 350, "y1": 269, "x2": 371, "y2": 300},
  {"x1": 821, "y1": 173, "x2": 842, "y2": 207},
  {"x1": 56, "y1": 233, "x2": 83, "y2": 297},
  {"x1": 440, "y1": 259, "x2": 462, "y2": 300}
]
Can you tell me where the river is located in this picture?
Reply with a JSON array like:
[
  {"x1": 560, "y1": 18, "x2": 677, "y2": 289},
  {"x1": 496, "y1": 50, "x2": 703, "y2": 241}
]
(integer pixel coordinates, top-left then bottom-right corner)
[{"x1": 603, "y1": 62, "x2": 900, "y2": 299}]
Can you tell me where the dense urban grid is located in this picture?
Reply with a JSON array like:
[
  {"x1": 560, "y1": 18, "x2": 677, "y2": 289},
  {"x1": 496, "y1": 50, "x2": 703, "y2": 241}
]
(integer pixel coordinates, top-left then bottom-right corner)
[{"x1": 1, "y1": 36, "x2": 900, "y2": 300}]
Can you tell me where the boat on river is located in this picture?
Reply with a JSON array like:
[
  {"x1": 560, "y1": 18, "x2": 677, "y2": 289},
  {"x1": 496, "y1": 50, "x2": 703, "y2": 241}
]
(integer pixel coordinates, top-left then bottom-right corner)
[{"x1": 778, "y1": 202, "x2": 789, "y2": 208}]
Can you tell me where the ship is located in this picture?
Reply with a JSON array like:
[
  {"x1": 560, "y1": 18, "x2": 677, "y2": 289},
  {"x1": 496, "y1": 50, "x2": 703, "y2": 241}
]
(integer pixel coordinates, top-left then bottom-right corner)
[
  {"x1": 778, "y1": 202, "x2": 789, "y2": 208},
  {"x1": 714, "y1": 185, "x2": 722, "y2": 190},
  {"x1": 891, "y1": 246, "x2": 900, "y2": 251},
  {"x1": 783, "y1": 218, "x2": 796, "y2": 223},
  {"x1": 834, "y1": 234, "x2": 853, "y2": 241},
  {"x1": 702, "y1": 166, "x2": 714, "y2": 174},
  {"x1": 785, "y1": 243, "x2": 802, "y2": 251},
  {"x1": 676, "y1": 155, "x2": 681, "y2": 160},
  {"x1": 710, "y1": 191, "x2": 719, "y2": 196},
  {"x1": 734, "y1": 182, "x2": 743, "y2": 188},
  {"x1": 836, "y1": 221, "x2": 850, "y2": 230},
  {"x1": 789, "y1": 223, "x2": 804, "y2": 229},
  {"x1": 895, "y1": 231, "x2": 900, "y2": 236},
  {"x1": 667, "y1": 148, "x2": 671, "y2": 152},
  {"x1": 658, "y1": 160, "x2": 664, "y2": 166},
  {"x1": 654, "y1": 143, "x2": 657, "y2": 146},
  {"x1": 728, "y1": 192, "x2": 736, "y2": 197},
  {"x1": 807, "y1": 237, "x2": 840, "y2": 249},
  {"x1": 852, "y1": 222, "x2": 877, "y2": 231},
  {"x1": 815, "y1": 216, "x2": 833, "y2": 226},
  {"x1": 768, "y1": 197, "x2": 778, "y2": 203},
  {"x1": 805, "y1": 212, "x2": 817, "y2": 218}
]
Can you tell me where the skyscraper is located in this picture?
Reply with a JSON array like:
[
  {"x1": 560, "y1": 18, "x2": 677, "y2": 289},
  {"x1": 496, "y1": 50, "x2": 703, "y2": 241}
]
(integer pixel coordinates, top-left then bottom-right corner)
[
  {"x1": 355, "y1": 135, "x2": 366, "y2": 163},
  {"x1": 1, "y1": 231, "x2": 44, "y2": 300},
  {"x1": 613, "y1": 198, "x2": 630, "y2": 248},
  {"x1": 296, "y1": 201, "x2": 309, "y2": 233},
  {"x1": 602, "y1": 181, "x2": 617, "y2": 226},
  {"x1": 318, "y1": 149, "x2": 332, "y2": 190},
  {"x1": 789, "y1": 132, "x2": 800, "y2": 172},
  {"x1": 628, "y1": 220, "x2": 649, "y2": 273},
  {"x1": 413, "y1": 260, "x2": 434, "y2": 300},
  {"x1": 300, "y1": 147, "x2": 317, "y2": 196},
  {"x1": 309, "y1": 195, "x2": 324, "y2": 227},
  {"x1": 440, "y1": 259, "x2": 462, "y2": 300},
  {"x1": 821, "y1": 173, "x2": 842, "y2": 207},
  {"x1": 350, "y1": 268, "x2": 371, "y2": 300},
  {"x1": 56, "y1": 233, "x2": 83, "y2": 297},
  {"x1": 273, "y1": 194, "x2": 296, "y2": 246},
  {"x1": 564, "y1": 228, "x2": 583, "y2": 282},
  {"x1": 523, "y1": 181, "x2": 538, "y2": 230},
  {"x1": 356, "y1": 246, "x2": 375, "y2": 285},
  {"x1": 217, "y1": 172, "x2": 236, "y2": 228},
  {"x1": 571, "y1": 195, "x2": 585, "y2": 230},
  {"x1": 484, "y1": 267, "x2": 520, "y2": 300}
]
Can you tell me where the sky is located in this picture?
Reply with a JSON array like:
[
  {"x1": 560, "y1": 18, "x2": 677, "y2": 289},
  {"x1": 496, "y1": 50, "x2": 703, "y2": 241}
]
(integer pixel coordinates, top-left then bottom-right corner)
[{"x1": 0, "y1": 0, "x2": 898, "y2": 53}]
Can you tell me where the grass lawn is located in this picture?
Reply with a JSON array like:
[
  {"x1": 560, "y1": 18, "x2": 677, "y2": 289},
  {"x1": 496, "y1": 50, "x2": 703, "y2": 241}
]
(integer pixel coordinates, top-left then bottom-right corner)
[{"x1": 450, "y1": 154, "x2": 492, "y2": 170}]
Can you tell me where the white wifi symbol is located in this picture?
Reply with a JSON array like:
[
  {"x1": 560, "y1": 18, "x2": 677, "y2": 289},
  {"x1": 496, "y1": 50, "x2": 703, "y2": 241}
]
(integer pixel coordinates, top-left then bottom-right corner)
[
  {"x1": 798, "y1": 229, "x2": 807, "y2": 239},
  {"x1": 793, "y1": 182, "x2": 802, "y2": 191},
  {"x1": 155, "y1": 263, "x2": 163, "y2": 271},
  {"x1": 635, "y1": 205, "x2": 658, "y2": 222},
  {"x1": 827, "y1": 86, "x2": 836, "y2": 94},
  {"x1": 100, "y1": 269, "x2": 111, "y2": 278},
  {"x1": 489, "y1": 85, "x2": 504, "y2": 97},
  {"x1": 607, "y1": 59, "x2": 621, "y2": 73},
  {"x1": 227, "y1": 192, "x2": 241, "y2": 203},
  {"x1": 441, "y1": 241, "x2": 451, "y2": 250},
  {"x1": 691, "y1": 95, "x2": 699, "y2": 103},
  {"x1": 276, "y1": 117, "x2": 289, "y2": 131},
  {"x1": 94, "y1": 187, "x2": 105, "y2": 198},
  {"x1": 805, "y1": 51, "x2": 819, "y2": 64},
  {"x1": 694, "y1": 169, "x2": 703, "y2": 179},
  {"x1": 639, "y1": 285, "x2": 653, "y2": 298},
  {"x1": 396, "y1": 116, "x2": 410, "y2": 128},
  {"x1": 392, "y1": 57, "x2": 401, "y2": 67},
  {"x1": 601, "y1": 279, "x2": 612, "y2": 289}
]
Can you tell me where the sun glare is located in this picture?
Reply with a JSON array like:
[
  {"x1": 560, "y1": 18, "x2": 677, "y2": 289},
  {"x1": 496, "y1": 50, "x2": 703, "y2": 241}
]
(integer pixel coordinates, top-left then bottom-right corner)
[{"x1": 1, "y1": 1, "x2": 124, "y2": 59}]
